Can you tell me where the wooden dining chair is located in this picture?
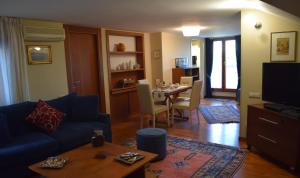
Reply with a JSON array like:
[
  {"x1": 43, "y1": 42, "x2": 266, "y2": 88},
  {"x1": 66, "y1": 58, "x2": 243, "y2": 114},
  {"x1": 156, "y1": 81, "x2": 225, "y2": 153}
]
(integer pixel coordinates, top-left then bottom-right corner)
[
  {"x1": 137, "y1": 83, "x2": 170, "y2": 128},
  {"x1": 138, "y1": 79, "x2": 149, "y2": 84},
  {"x1": 180, "y1": 76, "x2": 193, "y2": 86},
  {"x1": 138, "y1": 79, "x2": 166, "y2": 104},
  {"x1": 177, "y1": 76, "x2": 193, "y2": 101},
  {"x1": 172, "y1": 80, "x2": 202, "y2": 124}
]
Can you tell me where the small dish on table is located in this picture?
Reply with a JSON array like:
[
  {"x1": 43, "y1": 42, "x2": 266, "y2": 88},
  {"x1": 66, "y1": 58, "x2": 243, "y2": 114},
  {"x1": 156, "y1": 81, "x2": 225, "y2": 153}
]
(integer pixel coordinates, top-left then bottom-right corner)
[
  {"x1": 39, "y1": 156, "x2": 69, "y2": 169},
  {"x1": 115, "y1": 152, "x2": 144, "y2": 165}
]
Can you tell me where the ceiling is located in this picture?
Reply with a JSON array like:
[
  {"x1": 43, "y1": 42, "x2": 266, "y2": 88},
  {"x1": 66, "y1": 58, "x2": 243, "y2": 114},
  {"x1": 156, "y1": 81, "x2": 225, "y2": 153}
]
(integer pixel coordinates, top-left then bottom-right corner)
[
  {"x1": 261, "y1": 0, "x2": 300, "y2": 18},
  {"x1": 0, "y1": 0, "x2": 289, "y2": 37}
]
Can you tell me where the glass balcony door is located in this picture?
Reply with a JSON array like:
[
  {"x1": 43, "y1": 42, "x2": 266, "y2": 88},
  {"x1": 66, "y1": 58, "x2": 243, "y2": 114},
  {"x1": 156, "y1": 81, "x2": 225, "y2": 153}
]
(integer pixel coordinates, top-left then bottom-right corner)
[{"x1": 211, "y1": 38, "x2": 238, "y2": 91}]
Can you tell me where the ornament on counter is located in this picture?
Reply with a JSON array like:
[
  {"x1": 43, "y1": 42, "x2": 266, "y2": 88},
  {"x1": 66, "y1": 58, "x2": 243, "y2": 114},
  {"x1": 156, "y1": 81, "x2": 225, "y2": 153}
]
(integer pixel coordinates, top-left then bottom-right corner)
[
  {"x1": 115, "y1": 43, "x2": 126, "y2": 52},
  {"x1": 91, "y1": 129, "x2": 104, "y2": 147},
  {"x1": 133, "y1": 64, "x2": 140, "y2": 69}
]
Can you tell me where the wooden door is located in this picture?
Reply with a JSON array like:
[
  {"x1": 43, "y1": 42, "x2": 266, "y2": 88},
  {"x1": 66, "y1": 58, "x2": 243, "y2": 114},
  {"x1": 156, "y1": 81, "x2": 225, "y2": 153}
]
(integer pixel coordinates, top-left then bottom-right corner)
[{"x1": 64, "y1": 25, "x2": 106, "y2": 112}]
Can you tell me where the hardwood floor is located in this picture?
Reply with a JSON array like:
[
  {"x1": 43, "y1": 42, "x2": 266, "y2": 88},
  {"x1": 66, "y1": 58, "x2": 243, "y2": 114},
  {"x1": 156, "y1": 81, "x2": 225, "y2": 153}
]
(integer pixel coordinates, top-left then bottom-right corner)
[{"x1": 111, "y1": 99, "x2": 298, "y2": 178}]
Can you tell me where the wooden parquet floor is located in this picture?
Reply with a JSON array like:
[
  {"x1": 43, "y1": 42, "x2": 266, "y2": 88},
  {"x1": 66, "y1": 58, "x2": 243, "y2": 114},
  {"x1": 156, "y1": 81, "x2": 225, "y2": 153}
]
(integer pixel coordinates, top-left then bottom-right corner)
[{"x1": 111, "y1": 99, "x2": 298, "y2": 178}]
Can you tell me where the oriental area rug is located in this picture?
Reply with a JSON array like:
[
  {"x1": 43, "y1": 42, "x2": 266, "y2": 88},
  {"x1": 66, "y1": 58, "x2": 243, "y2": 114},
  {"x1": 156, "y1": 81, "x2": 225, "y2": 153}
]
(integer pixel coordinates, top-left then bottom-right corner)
[
  {"x1": 199, "y1": 105, "x2": 240, "y2": 124},
  {"x1": 122, "y1": 136, "x2": 246, "y2": 178}
]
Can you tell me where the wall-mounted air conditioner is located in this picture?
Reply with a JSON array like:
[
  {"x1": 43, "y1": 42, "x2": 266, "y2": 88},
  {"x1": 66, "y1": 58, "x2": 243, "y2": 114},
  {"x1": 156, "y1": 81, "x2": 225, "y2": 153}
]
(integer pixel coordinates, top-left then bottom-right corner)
[{"x1": 23, "y1": 26, "x2": 65, "y2": 42}]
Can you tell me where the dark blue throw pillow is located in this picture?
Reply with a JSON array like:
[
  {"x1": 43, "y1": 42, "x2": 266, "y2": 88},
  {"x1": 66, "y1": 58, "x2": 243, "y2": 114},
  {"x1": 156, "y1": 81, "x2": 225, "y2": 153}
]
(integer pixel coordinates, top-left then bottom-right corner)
[
  {"x1": 0, "y1": 113, "x2": 11, "y2": 147},
  {"x1": 71, "y1": 95, "x2": 99, "y2": 121},
  {"x1": 46, "y1": 93, "x2": 77, "y2": 119}
]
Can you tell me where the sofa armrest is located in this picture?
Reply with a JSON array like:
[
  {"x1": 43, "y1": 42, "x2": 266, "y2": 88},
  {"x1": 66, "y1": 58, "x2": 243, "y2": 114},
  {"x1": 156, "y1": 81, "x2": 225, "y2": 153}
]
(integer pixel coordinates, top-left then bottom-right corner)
[{"x1": 97, "y1": 113, "x2": 112, "y2": 142}]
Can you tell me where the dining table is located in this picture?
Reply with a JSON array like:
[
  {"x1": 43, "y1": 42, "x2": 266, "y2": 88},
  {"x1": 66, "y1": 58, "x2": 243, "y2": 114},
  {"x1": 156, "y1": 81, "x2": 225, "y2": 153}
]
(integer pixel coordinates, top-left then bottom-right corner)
[
  {"x1": 153, "y1": 85, "x2": 191, "y2": 103},
  {"x1": 152, "y1": 85, "x2": 192, "y2": 123}
]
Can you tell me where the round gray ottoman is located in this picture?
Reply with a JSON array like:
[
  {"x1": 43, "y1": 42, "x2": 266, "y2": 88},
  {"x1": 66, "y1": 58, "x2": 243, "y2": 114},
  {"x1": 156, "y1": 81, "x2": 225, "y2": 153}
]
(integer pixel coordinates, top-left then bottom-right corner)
[{"x1": 136, "y1": 128, "x2": 167, "y2": 161}]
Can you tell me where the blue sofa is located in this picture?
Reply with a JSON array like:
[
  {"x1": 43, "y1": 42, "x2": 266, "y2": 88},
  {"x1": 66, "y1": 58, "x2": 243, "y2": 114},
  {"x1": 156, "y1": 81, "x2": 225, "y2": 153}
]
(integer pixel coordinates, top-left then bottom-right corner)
[{"x1": 0, "y1": 93, "x2": 112, "y2": 174}]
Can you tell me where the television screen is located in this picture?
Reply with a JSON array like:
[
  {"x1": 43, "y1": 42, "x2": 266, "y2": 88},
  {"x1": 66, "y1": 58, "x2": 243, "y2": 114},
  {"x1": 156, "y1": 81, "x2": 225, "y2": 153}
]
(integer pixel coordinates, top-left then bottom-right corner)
[{"x1": 262, "y1": 63, "x2": 300, "y2": 108}]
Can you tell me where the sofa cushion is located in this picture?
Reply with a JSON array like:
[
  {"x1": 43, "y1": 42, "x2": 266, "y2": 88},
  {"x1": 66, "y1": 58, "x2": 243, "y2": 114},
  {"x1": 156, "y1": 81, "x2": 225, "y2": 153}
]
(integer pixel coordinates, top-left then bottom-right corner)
[
  {"x1": 48, "y1": 121, "x2": 106, "y2": 152},
  {"x1": 0, "y1": 102, "x2": 37, "y2": 136},
  {"x1": 0, "y1": 114, "x2": 11, "y2": 147},
  {"x1": 71, "y1": 95, "x2": 99, "y2": 121},
  {"x1": 47, "y1": 93, "x2": 77, "y2": 120},
  {"x1": 0, "y1": 132, "x2": 59, "y2": 167},
  {"x1": 26, "y1": 100, "x2": 65, "y2": 133}
]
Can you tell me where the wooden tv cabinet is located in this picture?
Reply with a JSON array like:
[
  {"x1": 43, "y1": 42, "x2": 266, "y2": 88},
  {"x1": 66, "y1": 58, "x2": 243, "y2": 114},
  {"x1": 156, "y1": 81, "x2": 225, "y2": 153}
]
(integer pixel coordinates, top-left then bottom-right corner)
[{"x1": 247, "y1": 104, "x2": 300, "y2": 170}]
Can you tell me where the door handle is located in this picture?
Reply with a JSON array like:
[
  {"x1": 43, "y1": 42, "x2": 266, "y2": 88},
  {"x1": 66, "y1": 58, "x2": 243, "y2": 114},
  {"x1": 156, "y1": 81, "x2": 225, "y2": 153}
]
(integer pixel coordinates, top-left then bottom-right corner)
[{"x1": 72, "y1": 81, "x2": 81, "y2": 86}]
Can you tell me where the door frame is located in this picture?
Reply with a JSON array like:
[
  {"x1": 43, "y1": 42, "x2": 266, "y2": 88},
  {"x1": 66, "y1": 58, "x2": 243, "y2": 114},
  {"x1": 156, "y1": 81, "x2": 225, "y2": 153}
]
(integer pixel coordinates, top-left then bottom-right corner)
[
  {"x1": 211, "y1": 36, "x2": 237, "y2": 93},
  {"x1": 64, "y1": 25, "x2": 106, "y2": 113}
]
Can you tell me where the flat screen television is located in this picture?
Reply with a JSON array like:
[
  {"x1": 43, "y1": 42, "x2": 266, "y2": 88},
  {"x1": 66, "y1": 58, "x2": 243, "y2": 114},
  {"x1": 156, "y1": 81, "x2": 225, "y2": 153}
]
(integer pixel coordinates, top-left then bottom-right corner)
[{"x1": 262, "y1": 63, "x2": 300, "y2": 108}]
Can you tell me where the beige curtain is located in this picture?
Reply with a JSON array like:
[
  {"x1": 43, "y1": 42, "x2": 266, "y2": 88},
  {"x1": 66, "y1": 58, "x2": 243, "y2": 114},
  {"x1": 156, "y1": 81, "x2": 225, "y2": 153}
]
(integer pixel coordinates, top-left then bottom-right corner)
[{"x1": 0, "y1": 17, "x2": 29, "y2": 106}]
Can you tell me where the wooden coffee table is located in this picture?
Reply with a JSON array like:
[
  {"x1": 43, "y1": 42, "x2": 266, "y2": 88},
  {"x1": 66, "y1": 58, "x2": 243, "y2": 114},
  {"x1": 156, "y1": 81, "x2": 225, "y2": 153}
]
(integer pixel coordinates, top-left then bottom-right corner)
[{"x1": 29, "y1": 142, "x2": 157, "y2": 178}]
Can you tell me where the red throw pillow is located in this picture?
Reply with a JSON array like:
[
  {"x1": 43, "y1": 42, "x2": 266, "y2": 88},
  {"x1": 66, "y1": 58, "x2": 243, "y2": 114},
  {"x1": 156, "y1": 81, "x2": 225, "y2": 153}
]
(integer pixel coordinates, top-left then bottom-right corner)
[{"x1": 26, "y1": 100, "x2": 65, "y2": 133}]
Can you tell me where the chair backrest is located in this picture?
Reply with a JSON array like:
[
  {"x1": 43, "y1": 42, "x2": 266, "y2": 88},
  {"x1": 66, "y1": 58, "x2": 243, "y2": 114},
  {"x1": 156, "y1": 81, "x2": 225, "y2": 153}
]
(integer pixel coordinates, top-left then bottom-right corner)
[
  {"x1": 190, "y1": 80, "x2": 203, "y2": 109},
  {"x1": 155, "y1": 79, "x2": 161, "y2": 87},
  {"x1": 137, "y1": 83, "x2": 155, "y2": 115},
  {"x1": 180, "y1": 77, "x2": 193, "y2": 86},
  {"x1": 138, "y1": 79, "x2": 149, "y2": 84},
  {"x1": 153, "y1": 91, "x2": 166, "y2": 102}
]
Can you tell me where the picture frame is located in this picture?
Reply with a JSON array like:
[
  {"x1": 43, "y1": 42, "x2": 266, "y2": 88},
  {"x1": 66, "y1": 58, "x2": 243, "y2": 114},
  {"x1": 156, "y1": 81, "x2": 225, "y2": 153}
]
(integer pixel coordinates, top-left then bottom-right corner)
[
  {"x1": 27, "y1": 45, "x2": 52, "y2": 64},
  {"x1": 175, "y1": 57, "x2": 188, "y2": 68},
  {"x1": 270, "y1": 31, "x2": 297, "y2": 62}
]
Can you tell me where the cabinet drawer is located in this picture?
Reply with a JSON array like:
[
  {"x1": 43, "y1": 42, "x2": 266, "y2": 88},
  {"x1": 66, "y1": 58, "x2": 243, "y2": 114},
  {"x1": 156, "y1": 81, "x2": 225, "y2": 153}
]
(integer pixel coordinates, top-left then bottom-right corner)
[
  {"x1": 254, "y1": 133, "x2": 282, "y2": 160},
  {"x1": 255, "y1": 122, "x2": 281, "y2": 142},
  {"x1": 254, "y1": 133, "x2": 298, "y2": 166},
  {"x1": 247, "y1": 105, "x2": 300, "y2": 167},
  {"x1": 257, "y1": 111, "x2": 283, "y2": 127},
  {"x1": 247, "y1": 106, "x2": 282, "y2": 128},
  {"x1": 248, "y1": 107, "x2": 281, "y2": 142}
]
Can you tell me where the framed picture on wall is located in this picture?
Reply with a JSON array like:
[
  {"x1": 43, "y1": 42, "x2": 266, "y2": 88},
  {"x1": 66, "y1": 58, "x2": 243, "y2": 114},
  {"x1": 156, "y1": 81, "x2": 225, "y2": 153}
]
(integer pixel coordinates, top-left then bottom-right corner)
[
  {"x1": 27, "y1": 45, "x2": 52, "y2": 64},
  {"x1": 270, "y1": 31, "x2": 297, "y2": 62}
]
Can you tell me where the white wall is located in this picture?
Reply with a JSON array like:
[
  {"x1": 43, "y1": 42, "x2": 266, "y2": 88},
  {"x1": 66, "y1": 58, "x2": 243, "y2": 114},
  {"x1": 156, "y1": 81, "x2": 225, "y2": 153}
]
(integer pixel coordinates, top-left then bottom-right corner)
[
  {"x1": 191, "y1": 40, "x2": 201, "y2": 67},
  {"x1": 161, "y1": 32, "x2": 192, "y2": 83},
  {"x1": 192, "y1": 39, "x2": 205, "y2": 97},
  {"x1": 144, "y1": 33, "x2": 152, "y2": 87},
  {"x1": 150, "y1": 32, "x2": 163, "y2": 86},
  {"x1": 240, "y1": 9, "x2": 300, "y2": 137},
  {"x1": 101, "y1": 28, "x2": 111, "y2": 113},
  {"x1": 22, "y1": 19, "x2": 68, "y2": 101}
]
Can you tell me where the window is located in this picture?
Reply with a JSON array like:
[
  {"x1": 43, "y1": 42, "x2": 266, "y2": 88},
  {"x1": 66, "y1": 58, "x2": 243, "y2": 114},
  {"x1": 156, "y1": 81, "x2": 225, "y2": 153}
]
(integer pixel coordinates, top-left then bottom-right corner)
[
  {"x1": 211, "y1": 41, "x2": 222, "y2": 89},
  {"x1": 0, "y1": 45, "x2": 10, "y2": 106},
  {"x1": 211, "y1": 38, "x2": 238, "y2": 91}
]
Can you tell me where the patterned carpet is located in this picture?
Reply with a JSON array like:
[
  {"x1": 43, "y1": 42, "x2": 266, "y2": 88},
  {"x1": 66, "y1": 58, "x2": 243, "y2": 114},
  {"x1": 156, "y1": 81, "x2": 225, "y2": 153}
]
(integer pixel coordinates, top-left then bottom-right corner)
[
  {"x1": 199, "y1": 105, "x2": 240, "y2": 124},
  {"x1": 206, "y1": 98, "x2": 237, "y2": 104},
  {"x1": 122, "y1": 136, "x2": 247, "y2": 178}
]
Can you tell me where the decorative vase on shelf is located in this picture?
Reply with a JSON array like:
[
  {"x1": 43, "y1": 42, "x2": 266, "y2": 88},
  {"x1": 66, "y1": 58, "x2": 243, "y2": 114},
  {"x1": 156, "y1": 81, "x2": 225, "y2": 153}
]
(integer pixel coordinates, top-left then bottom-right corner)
[
  {"x1": 115, "y1": 43, "x2": 125, "y2": 52},
  {"x1": 128, "y1": 61, "x2": 132, "y2": 70}
]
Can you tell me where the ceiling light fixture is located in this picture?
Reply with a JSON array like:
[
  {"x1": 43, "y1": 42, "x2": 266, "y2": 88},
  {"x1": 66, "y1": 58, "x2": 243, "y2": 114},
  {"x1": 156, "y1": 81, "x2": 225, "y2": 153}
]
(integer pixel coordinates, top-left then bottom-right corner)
[
  {"x1": 34, "y1": 47, "x2": 41, "y2": 51},
  {"x1": 181, "y1": 26, "x2": 201, "y2": 37}
]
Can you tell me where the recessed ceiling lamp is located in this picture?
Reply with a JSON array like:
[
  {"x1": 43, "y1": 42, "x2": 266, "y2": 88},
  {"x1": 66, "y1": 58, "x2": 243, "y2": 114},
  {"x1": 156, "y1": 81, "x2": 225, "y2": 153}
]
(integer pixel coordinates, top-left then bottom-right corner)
[
  {"x1": 34, "y1": 47, "x2": 41, "y2": 51},
  {"x1": 181, "y1": 26, "x2": 201, "y2": 37}
]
